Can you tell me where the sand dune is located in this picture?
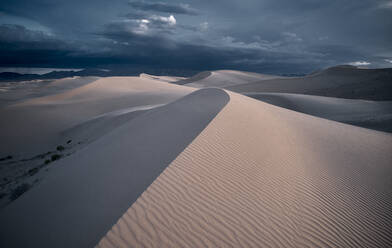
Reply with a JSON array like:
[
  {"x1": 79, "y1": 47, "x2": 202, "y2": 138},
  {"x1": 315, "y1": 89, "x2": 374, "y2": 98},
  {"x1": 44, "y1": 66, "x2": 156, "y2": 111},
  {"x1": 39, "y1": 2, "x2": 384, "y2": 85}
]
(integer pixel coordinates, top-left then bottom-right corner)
[
  {"x1": 245, "y1": 92, "x2": 392, "y2": 132},
  {"x1": 139, "y1": 73, "x2": 186, "y2": 83},
  {"x1": 98, "y1": 91, "x2": 392, "y2": 248},
  {"x1": 227, "y1": 66, "x2": 392, "y2": 100},
  {"x1": 176, "y1": 66, "x2": 392, "y2": 132},
  {"x1": 0, "y1": 75, "x2": 195, "y2": 208},
  {"x1": 0, "y1": 88, "x2": 229, "y2": 248},
  {"x1": 1, "y1": 69, "x2": 392, "y2": 248},
  {"x1": 0, "y1": 76, "x2": 194, "y2": 157},
  {"x1": 0, "y1": 76, "x2": 98, "y2": 107},
  {"x1": 180, "y1": 70, "x2": 283, "y2": 88}
]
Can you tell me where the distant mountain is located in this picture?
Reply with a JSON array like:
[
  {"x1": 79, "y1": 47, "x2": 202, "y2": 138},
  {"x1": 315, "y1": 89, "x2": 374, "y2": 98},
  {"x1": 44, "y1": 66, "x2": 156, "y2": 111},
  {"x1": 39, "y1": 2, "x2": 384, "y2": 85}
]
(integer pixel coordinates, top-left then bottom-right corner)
[
  {"x1": 0, "y1": 67, "x2": 199, "y2": 82},
  {"x1": 0, "y1": 72, "x2": 39, "y2": 81}
]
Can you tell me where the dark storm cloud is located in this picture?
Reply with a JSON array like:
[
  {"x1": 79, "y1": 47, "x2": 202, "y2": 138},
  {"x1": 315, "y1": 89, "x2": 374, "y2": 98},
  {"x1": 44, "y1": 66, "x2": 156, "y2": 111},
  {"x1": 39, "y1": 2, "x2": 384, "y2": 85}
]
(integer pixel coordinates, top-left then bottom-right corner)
[
  {"x1": 128, "y1": 1, "x2": 198, "y2": 15},
  {"x1": 0, "y1": 24, "x2": 72, "y2": 66},
  {"x1": 0, "y1": 0, "x2": 391, "y2": 73}
]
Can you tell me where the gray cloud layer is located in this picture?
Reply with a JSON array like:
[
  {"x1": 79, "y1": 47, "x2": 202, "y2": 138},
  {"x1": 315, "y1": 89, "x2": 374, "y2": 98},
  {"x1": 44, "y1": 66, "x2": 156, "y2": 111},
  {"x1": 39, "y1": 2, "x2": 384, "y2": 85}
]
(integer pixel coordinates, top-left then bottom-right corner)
[
  {"x1": 0, "y1": 0, "x2": 391, "y2": 74},
  {"x1": 128, "y1": 1, "x2": 198, "y2": 15}
]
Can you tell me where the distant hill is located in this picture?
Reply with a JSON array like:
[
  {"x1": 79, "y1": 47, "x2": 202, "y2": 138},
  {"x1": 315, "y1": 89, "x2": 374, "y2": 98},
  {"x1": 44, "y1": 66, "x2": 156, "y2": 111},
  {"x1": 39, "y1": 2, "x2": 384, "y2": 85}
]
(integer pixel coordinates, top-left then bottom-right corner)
[
  {"x1": 0, "y1": 67, "x2": 199, "y2": 82},
  {"x1": 226, "y1": 65, "x2": 392, "y2": 100}
]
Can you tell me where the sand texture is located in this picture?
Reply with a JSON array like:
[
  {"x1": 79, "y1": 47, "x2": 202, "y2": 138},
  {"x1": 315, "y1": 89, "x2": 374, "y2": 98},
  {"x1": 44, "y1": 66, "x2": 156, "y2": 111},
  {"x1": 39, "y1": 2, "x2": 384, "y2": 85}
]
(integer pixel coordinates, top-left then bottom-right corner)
[
  {"x1": 0, "y1": 88, "x2": 229, "y2": 248},
  {"x1": 0, "y1": 76, "x2": 194, "y2": 157},
  {"x1": 182, "y1": 70, "x2": 282, "y2": 88},
  {"x1": 1, "y1": 68, "x2": 391, "y2": 248},
  {"x1": 227, "y1": 66, "x2": 392, "y2": 101},
  {"x1": 245, "y1": 92, "x2": 392, "y2": 132},
  {"x1": 98, "y1": 91, "x2": 392, "y2": 248}
]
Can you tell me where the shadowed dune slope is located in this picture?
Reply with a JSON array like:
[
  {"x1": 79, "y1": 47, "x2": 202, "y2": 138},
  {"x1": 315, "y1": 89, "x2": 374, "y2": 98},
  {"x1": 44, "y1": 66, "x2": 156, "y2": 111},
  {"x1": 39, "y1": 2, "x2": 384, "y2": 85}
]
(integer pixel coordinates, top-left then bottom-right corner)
[
  {"x1": 0, "y1": 76, "x2": 194, "y2": 157},
  {"x1": 245, "y1": 93, "x2": 392, "y2": 132},
  {"x1": 139, "y1": 73, "x2": 186, "y2": 83},
  {"x1": 0, "y1": 76, "x2": 99, "y2": 107},
  {"x1": 227, "y1": 66, "x2": 392, "y2": 100},
  {"x1": 178, "y1": 70, "x2": 282, "y2": 88},
  {"x1": 99, "y1": 91, "x2": 392, "y2": 248},
  {"x1": 0, "y1": 88, "x2": 229, "y2": 248}
]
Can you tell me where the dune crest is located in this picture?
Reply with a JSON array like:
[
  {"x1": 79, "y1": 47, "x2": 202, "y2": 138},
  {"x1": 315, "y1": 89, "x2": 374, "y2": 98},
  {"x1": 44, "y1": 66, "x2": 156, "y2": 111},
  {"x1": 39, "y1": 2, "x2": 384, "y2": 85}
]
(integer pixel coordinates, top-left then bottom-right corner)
[
  {"x1": 98, "y1": 91, "x2": 392, "y2": 248},
  {"x1": 0, "y1": 88, "x2": 229, "y2": 248}
]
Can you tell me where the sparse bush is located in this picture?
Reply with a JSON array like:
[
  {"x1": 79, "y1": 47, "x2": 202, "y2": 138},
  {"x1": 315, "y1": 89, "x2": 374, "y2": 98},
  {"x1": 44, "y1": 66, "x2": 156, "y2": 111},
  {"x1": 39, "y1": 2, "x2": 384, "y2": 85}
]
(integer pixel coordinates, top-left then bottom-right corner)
[
  {"x1": 45, "y1": 159, "x2": 51, "y2": 164},
  {"x1": 10, "y1": 183, "x2": 31, "y2": 201},
  {"x1": 28, "y1": 167, "x2": 39, "y2": 176},
  {"x1": 51, "y1": 154, "x2": 61, "y2": 161},
  {"x1": 0, "y1": 155, "x2": 12, "y2": 161},
  {"x1": 56, "y1": 145, "x2": 65, "y2": 151},
  {"x1": 67, "y1": 139, "x2": 72, "y2": 144}
]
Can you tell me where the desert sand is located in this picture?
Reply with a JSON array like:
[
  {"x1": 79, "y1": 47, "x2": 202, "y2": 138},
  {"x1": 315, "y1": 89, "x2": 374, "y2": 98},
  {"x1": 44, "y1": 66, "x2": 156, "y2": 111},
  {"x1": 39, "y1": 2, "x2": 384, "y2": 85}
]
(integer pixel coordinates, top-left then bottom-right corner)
[
  {"x1": 245, "y1": 92, "x2": 392, "y2": 132},
  {"x1": 0, "y1": 67, "x2": 392, "y2": 247},
  {"x1": 226, "y1": 66, "x2": 392, "y2": 101},
  {"x1": 182, "y1": 70, "x2": 283, "y2": 88},
  {"x1": 0, "y1": 76, "x2": 194, "y2": 157},
  {"x1": 97, "y1": 91, "x2": 392, "y2": 248},
  {"x1": 0, "y1": 88, "x2": 228, "y2": 248}
]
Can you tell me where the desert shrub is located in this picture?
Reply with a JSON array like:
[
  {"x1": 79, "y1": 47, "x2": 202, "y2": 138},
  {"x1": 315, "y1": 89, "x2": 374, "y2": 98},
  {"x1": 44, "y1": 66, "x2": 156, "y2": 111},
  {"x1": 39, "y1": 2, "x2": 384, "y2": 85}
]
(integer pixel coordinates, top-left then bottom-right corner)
[
  {"x1": 45, "y1": 159, "x2": 51, "y2": 164},
  {"x1": 10, "y1": 183, "x2": 31, "y2": 201},
  {"x1": 0, "y1": 155, "x2": 12, "y2": 161},
  {"x1": 56, "y1": 145, "x2": 65, "y2": 151},
  {"x1": 51, "y1": 154, "x2": 62, "y2": 161},
  {"x1": 28, "y1": 167, "x2": 39, "y2": 176},
  {"x1": 67, "y1": 139, "x2": 72, "y2": 144}
]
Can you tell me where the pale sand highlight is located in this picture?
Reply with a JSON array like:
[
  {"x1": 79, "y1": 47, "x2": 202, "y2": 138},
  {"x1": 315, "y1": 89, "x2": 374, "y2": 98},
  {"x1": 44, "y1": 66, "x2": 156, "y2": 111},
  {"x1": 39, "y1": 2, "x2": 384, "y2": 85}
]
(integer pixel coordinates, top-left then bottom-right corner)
[
  {"x1": 185, "y1": 70, "x2": 282, "y2": 88},
  {"x1": 98, "y1": 91, "x2": 392, "y2": 248},
  {"x1": 0, "y1": 76, "x2": 194, "y2": 156}
]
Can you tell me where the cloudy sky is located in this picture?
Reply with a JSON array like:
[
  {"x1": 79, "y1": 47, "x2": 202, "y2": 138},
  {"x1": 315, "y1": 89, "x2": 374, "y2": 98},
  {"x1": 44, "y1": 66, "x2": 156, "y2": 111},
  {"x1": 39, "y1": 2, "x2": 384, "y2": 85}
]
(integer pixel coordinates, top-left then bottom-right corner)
[{"x1": 0, "y1": 0, "x2": 391, "y2": 74}]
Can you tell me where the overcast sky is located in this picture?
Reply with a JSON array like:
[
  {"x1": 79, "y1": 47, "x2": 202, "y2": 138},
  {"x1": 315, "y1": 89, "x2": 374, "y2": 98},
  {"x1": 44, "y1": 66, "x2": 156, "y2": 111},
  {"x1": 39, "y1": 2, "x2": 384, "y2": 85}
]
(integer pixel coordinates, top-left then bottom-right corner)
[{"x1": 0, "y1": 0, "x2": 391, "y2": 74}]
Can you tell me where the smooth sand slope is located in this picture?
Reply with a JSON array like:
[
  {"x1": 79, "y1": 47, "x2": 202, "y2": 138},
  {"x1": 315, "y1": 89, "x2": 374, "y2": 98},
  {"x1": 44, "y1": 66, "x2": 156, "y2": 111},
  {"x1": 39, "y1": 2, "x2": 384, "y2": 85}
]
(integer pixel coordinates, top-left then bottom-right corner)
[
  {"x1": 0, "y1": 76, "x2": 194, "y2": 157},
  {"x1": 227, "y1": 66, "x2": 392, "y2": 101},
  {"x1": 176, "y1": 66, "x2": 392, "y2": 132},
  {"x1": 246, "y1": 92, "x2": 392, "y2": 132},
  {"x1": 98, "y1": 91, "x2": 392, "y2": 248},
  {"x1": 0, "y1": 75, "x2": 194, "y2": 208},
  {"x1": 0, "y1": 76, "x2": 99, "y2": 107},
  {"x1": 179, "y1": 70, "x2": 282, "y2": 88},
  {"x1": 139, "y1": 73, "x2": 185, "y2": 83},
  {"x1": 0, "y1": 88, "x2": 229, "y2": 248}
]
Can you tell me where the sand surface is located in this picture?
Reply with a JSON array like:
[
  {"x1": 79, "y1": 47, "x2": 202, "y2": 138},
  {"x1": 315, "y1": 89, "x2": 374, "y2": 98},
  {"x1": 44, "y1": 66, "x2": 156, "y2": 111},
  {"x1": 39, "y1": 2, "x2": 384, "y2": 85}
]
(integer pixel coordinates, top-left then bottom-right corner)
[
  {"x1": 0, "y1": 77, "x2": 99, "y2": 107},
  {"x1": 0, "y1": 76, "x2": 194, "y2": 157},
  {"x1": 139, "y1": 73, "x2": 186, "y2": 83},
  {"x1": 227, "y1": 66, "x2": 392, "y2": 101},
  {"x1": 0, "y1": 88, "x2": 229, "y2": 248},
  {"x1": 245, "y1": 92, "x2": 392, "y2": 132},
  {"x1": 1, "y1": 69, "x2": 392, "y2": 248},
  {"x1": 98, "y1": 91, "x2": 392, "y2": 248},
  {"x1": 183, "y1": 70, "x2": 282, "y2": 88},
  {"x1": 0, "y1": 75, "x2": 194, "y2": 208}
]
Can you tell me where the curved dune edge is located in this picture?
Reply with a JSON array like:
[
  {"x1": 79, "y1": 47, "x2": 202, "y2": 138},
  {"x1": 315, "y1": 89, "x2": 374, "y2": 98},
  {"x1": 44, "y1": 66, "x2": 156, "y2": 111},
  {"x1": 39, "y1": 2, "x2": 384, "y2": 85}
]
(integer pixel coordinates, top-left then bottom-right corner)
[
  {"x1": 0, "y1": 76, "x2": 195, "y2": 157},
  {"x1": 98, "y1": 91, "x2": 392, "y2": 248},
  {"x1": 244, "y1": 92, "x2": 392, "y2": 133},
  {"x1": 0, "y1": 88, "x2": 229, "y2": 248},
  {"x1": 183, "y1": 70, "x2": 282, "y2": 88}
]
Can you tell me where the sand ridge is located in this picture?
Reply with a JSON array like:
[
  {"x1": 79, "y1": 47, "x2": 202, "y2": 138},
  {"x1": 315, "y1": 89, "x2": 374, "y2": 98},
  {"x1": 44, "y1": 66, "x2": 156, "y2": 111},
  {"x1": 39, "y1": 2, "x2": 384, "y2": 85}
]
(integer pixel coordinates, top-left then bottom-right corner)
[
  {"x1": 98, "y1": 91, "x2": 392, "y2": 248},
  {"x1": 227, "y1": 66, "x2": 392, "y2": 101},
  {"x1": 245, "y1": 92, "x2": 392, "y2": 132},
  {"x1": 183, "y1": 70, "x2": 283, "y2": 88},
  {"x1": 0, "y1": 76, "x2": 194, "y2": 157},
  {"x1": 0, "y1": 88, "x2": 229, "y2": 248}
]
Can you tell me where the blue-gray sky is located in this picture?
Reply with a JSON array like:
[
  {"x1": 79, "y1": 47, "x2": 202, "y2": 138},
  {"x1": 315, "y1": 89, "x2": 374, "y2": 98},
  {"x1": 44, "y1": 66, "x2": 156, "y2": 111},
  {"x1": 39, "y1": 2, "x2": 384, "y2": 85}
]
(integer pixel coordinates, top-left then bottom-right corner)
[{"x1": 0, "y1": 0, "x2": 391, "y2": 73}]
